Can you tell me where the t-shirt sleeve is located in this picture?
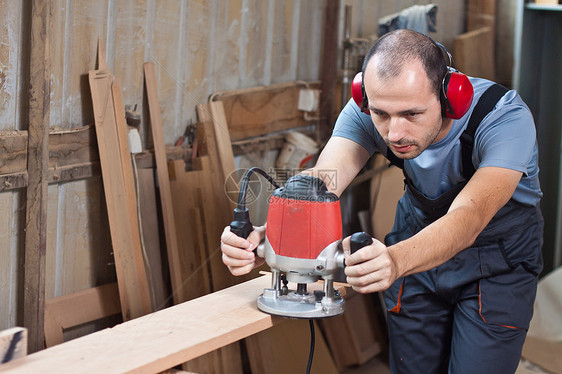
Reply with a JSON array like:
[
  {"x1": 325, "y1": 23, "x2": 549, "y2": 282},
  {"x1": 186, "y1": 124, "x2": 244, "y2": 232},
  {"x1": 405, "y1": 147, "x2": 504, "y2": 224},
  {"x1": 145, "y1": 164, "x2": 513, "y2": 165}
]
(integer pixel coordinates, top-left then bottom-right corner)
[
  {"x1": 474, "y1": 91, "x2": 537, "y2": 176},
  {"x1": 332, "y1": 99, "x2": 384, "y2": 155}
]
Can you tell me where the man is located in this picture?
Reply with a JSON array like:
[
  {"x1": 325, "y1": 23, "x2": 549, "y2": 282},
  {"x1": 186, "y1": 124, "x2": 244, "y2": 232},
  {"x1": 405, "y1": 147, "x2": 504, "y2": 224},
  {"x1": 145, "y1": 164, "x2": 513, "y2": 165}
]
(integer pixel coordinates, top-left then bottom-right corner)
[{"x1": 220, "y1": 30, "x2": 543, "y2": 373}]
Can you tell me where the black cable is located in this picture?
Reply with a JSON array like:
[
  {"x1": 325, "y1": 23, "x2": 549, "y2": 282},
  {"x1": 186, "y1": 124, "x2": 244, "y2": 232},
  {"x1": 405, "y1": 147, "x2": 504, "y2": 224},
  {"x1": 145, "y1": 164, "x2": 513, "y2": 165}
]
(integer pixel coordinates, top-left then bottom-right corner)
[
  {"x1": 306, "y1": 319, "x2": 315, "y2": 374},
  {"x1": 237, "y1": 167, "x2": 280, "y2": 209}
]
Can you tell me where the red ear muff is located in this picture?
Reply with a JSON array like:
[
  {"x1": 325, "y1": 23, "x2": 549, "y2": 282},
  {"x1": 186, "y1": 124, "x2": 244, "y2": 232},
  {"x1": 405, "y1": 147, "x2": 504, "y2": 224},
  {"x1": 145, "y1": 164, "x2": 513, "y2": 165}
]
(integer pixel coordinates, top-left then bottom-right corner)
[
  {"x1": 351, "y1": 72, "x2": 370, "y2": 114},
  {"x1": 442, "y1": 70, "x2": 474, "y2": 119}
]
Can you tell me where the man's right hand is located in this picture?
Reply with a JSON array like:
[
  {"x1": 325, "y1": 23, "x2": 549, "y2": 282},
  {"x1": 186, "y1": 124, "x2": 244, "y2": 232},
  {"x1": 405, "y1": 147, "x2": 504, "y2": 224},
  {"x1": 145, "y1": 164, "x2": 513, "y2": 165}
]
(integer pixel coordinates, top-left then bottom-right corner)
[{"x1": 220, "y1": 225, "x2": 266, "y2": 276}]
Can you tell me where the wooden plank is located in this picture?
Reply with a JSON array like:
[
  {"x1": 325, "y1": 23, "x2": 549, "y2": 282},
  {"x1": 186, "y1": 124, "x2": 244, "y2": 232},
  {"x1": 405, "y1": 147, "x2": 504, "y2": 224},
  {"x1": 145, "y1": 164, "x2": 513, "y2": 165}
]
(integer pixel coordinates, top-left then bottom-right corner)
[
  {"x1": 168, "y1": 159, "x2": 211, "y2": 301},
  {"x1": 89, "y1": 42, "x2": 152, "y2": 320},
  {"x1": 0, "y1": 193, "x2": 16, "y2": 331},
  {"x1": 0, "y1": 276, "x2": 345, "y2": 373},
  {"x1": 208, "y1": 101, "x2": 237, "y2": 212},
  {"x1": 210, "y1": 82, "x2": 320, "y2": 141},
  {"x1": 208, "y1": 101, "x2": 236, "y2": 180},
  {"x1": 0, "y1": 327, "x2": 27, "y2": 364},
  {"x1": 23, "y1": 0, "x2": 51, "y2": 353},
  {"x1": 193, "y1": 114, "x2": 236, "y2": 292},
  {"x1": 454, "y1": 27, "x2": 495, "y2": 81},
  {"x1": 143, "y1": 62, "x2": 183, "y2": 304},
  {"x1": 112, "y1": 77, "x2": 154, "y2": 308},
  {"x1": 44, "y1": 283, "x2": 121, "y2": 348},
  {"x1": 137, "y1": 167, "x2": 170, "y2": 311}
]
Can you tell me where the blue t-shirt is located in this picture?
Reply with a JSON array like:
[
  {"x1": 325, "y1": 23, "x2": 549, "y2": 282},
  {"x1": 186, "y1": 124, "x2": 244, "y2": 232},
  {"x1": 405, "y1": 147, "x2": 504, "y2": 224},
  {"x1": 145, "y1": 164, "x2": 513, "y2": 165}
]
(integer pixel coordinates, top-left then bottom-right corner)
[{"x1": 332, "y1": 77, "x2": 542, "y2": 206}]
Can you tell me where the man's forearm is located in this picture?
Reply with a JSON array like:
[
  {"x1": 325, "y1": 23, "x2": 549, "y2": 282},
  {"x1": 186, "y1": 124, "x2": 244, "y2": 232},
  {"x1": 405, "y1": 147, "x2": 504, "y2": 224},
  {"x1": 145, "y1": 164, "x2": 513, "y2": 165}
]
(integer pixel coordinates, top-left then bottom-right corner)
[{"x1": 388, "y1": 205, "x2": 486, "y2": 278}]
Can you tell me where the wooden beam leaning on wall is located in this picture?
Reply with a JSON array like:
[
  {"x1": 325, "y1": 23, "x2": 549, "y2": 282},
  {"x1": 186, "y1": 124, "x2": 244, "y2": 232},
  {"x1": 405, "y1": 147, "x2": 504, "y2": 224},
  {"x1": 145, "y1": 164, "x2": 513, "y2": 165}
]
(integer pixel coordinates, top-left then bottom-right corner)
[
  {"x1": 143, "y1": 62, "x2": 183, "y2": 305},
  {"x1": 23, "y1": 0, "x2": 51, "y2": 353},
  {"x1": 0, "y1": 276, "x2": 346, "y2": 373},
  {"x1": 196, "y1": 104, "x2": 238, "y2": 292},
  {"x1": 89, "y1": 42, "x2": 152, "y2": 320}
]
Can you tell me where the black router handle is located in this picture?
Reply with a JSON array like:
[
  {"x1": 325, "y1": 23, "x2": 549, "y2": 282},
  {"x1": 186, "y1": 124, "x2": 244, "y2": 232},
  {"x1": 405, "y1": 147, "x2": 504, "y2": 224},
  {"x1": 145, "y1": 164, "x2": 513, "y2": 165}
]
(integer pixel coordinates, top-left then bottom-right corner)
[
  {"x1": 229, "y1": 208, "x2": 258, "y2": 256},
  {"x1": 230, "y1": 208, "x2": 253, "y2": 239},
  {"x1": 350, "y1": 232, "x2": 373, "y2": 254}
]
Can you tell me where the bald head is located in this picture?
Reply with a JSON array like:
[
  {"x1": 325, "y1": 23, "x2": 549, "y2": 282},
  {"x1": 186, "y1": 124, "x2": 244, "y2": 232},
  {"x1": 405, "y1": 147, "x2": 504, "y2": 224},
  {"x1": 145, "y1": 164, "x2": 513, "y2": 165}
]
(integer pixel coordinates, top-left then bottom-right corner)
[{"x1": 362, "y1": 30, "x2": 448, "y2": 99}]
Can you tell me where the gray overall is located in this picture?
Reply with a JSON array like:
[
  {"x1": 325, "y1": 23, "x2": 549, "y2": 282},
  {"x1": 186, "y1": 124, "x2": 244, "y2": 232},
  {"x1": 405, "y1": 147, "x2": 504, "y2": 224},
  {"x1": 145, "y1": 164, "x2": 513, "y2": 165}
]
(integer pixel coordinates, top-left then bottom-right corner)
[{"x1": 382, "y1": 85, "x2": 544, "y2": 374}]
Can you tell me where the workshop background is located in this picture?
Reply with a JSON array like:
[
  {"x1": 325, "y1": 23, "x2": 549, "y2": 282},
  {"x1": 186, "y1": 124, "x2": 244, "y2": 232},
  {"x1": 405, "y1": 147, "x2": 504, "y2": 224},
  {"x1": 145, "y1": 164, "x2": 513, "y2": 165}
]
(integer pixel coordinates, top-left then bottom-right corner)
[{"x1": 0, "y1": 0, "x2": 560, "y2": 373}]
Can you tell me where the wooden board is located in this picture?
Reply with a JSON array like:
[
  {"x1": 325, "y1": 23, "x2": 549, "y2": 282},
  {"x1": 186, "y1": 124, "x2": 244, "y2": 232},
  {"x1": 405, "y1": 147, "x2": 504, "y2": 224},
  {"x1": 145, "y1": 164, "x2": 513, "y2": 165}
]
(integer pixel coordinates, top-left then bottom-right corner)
[
  {"x1": 208, "y1": 101, "x2": 236, "y2": 196},
  {"x1": 195, "y1": 108, "x2": 238, "y2": 292},
  {"x1": 89, "y1": 43, "x2": 152, "y2": 320},
  {"x1": 0, "y1": 192, "x2": 18, "y2": 331},
  {"x1": 136, "y1": 167, "x2": 170, "y2": 311},
  {"x1": 0, "y1": 327, "x2": 27, "y2": 363},
  {"x1": 210, "y1": 82, "x2": 320, "y2": 141},
  {"x1": 23, "y1": 0, "x2": 51, "y2": 352},
  {"x1": 0, "y1": 276, "x2": 345, "y2": 373},
  {"x1": 454, "y1": 27, "x2": 495, "y2": 81},
  {"x1": 144, "y1": 62, "x2": 183, "y2": 304},
  {"x1": 168, "y1": 159, "x2": 211, "y2": 301},
  {"x1": 44, "y1": 283, "x2": 121, "y2": 347}
]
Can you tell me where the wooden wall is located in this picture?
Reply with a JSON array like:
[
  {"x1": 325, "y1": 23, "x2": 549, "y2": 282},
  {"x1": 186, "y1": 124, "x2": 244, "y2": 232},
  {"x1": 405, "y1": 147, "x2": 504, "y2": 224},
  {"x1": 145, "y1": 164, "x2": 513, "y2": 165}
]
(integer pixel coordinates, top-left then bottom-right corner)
[
  {"x1": 0, "y1": 0, "x2": 328, "y2": 333},
  {"x1": 0, "y1": 0, "x2": 471, "y2": 337}
]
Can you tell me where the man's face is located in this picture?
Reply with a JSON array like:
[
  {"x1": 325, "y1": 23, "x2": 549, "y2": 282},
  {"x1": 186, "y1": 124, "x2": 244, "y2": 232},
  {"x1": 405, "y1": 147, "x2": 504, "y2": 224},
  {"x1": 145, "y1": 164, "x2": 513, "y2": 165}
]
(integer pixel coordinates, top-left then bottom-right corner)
[{"x1": 364, "y1": 58, "x2": 451, "y2": 159}]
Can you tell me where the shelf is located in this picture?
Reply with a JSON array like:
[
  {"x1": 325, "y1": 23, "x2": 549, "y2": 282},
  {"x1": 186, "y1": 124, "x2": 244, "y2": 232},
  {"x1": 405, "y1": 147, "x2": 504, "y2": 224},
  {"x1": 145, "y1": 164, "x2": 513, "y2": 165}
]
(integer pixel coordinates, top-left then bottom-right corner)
[{"x1": 526, "y1": 3, "x2": 562, "y2": 11}]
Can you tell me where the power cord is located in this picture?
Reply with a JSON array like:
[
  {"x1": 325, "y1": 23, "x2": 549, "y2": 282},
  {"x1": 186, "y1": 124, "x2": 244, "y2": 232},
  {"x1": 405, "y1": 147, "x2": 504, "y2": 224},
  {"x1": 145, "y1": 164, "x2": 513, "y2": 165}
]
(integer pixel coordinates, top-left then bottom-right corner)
[{"x1": 306, "y1": 319, "x2": 315, "y2": 374}]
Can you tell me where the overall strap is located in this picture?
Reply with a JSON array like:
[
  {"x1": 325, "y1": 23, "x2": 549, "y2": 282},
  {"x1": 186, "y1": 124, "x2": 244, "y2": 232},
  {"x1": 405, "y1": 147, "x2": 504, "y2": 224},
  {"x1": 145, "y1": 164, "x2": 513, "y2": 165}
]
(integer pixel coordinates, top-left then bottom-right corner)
[
  {"x1": 386, "y1": 147, "x2": 404, "y2": 169},
  {"x1": 459, "y1": 83, "x2": 508, "y2": 179}
]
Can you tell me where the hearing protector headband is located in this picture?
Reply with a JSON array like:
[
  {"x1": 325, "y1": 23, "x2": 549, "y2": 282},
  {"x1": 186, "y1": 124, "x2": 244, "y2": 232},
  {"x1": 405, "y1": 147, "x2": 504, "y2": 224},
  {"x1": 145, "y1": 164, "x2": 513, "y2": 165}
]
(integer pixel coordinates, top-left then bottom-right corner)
[{"x1": 351, "y1": 41, "x2": 474, "y2": 120}]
